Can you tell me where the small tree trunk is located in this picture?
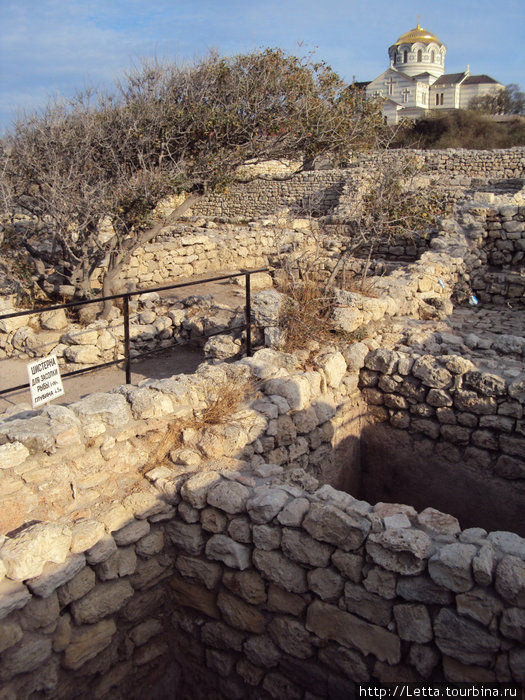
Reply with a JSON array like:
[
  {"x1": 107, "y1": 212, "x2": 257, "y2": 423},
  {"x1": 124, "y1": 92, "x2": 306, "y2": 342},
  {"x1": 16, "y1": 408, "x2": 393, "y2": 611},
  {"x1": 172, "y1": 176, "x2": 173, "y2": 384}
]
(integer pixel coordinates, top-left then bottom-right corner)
[{"x1": 99, "y1": 192, "x2": 202, "y2": 319}]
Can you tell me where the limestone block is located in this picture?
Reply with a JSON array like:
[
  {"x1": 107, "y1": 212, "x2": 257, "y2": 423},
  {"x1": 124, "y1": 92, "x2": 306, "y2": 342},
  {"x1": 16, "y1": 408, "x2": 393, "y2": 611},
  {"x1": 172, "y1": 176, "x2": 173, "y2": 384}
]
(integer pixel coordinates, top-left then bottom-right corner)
[
  {"x1": 85, "y1": 534, "x2": 117, "y2": 565},
  {"x1": 40, "y1": 309, "x2": 68, "y2": 330},
  {"x1": 487, "y1": 531, "x2": 525, "y2": 558},
  {"x1": 473, "y1": 543, "x2": 496, "y2": 586},
  {"x1": 130, "y1": 554, "x2": 173, "y2": 590},
  {"x1": 113, "y1": 519, "x2": 150, "y2": 546},
  {"x1": 246, "y1": 486, "x2": 289, "y2": 524},
  {"x1": 237, "y1": 657, "x2": 265, "y2": 685},
  {"x1": 408, "y1": 643, "x2": 440, "y2": 679},
  {"x1": 319, "y1": 645, "x2": 370, "y2": 683},
  {"x1": 178, "y1": 501, "x2": 200, "y2": 523},
  {"x1": 169, "y1": 574, "x2": 219, "y2": 618},
  {"x1": 181, "y1": 471, "x2": 223, "y2": 509},
  {"x1": 456, "y1": 587, "x2": 503, "y2": 627},
  {"x1": 198, "y1": 622, "x2": 240, "y2": 656},
  {"x1": 223, "y1": 569, "x2": 266, "y2": 605},
  {"x1": 0, "y1": 415, "x2": 56, "y2": 453},
  {"x1": 0, "y1": 313, "x2": 27, "y2": 333},
  {"x1": 217, "y1": 591, "x2": 265, "y2": 634},
  {"x1": 316, "y1": 352, "x2": 347, "y2": 389},
  {"x1": 0, "y1": 442, "x2": 29, "y2": 469},
  {"x1": 276, "y1": 498, "x2": 310, "y2": 527},
  {"x1": 500, "y1": 607, "x2": 525, "y2": 643},
  {"x1": 253, "y1": 524, "x2": 281, "y2": 551},
  {"x1": 308, "y1": 567, "x2": 344, "y2": 602},
  {"x1": 363, "y1": 567, "x2": 397, "y2": 599},
  {"x1": 243, "y1": 635, "x2": 280, "y2": 668},
  {"x1": 70, "y1": 392, "x2": 132, "y2": 429},
  {"x1": 508, "y1": 375, "x2": 525, "y2": 403},
  {"x1": 268, "y1": 617, "x2": 313, "y2": 659},
  {"x1": 264, "y1": 374, "x2": 311, "y2": 411},
  {"x1": 331, "y1": 551, "x2": 363, "y2": 583},
  {"x1": 165, "y1": 521, "x2": 205, "y2": 556},
  {"x1": 453, "y1": 390, "x2": 497, "y2": 415},
  {"x1": 64, "y1": 344, "x2": 100, "y2": 363},
  {"x1": 0, "y1": 523, "x2": 72, "y2": 581},
  {"x1": 135, "y1": 529, "x2": 165, "y2": 558},
  {"x1": 303, "y1": 503, "x2": 370, "y2": 551},
  {"x1": 70, "y1": 579, "x2": 134, "y2": 624},
  {"x1": 443, "y1": 656, "x2": 496, "y2": 683},
  {"x1": 205, "y1": 534, "x2": 251, "y2": 570},
  {"x1": 364, "y1": 348, "x2": 398, "y2": 374},
  {"x1": 0, "y1": 620, "x2": 23, "y2": 653},
  {"x1": 463, "y1": 371, "x2": 507, "y2": 397},
  {"x1": 366, "y1": 529, "x2": 432, "y2": 575},
  {"x1": 306, "y1": 599, "x2": 401, "y2": 665},
  {"x1": 344, "y1": 581, "x2": 392, "y2": 626},
  {"x1": 129, "y1": 618, "x2": 163, "y2": 647},
  {"x1": 100, "y1": 504, "x2": 133, "y2": 533},
  {"x1": 0, "y1": 579, "x2": 31, "y2": 621},
  {"x1": 332, "y1": 307, "x2": 363, "y2": 333},
  {"x1": 228, "y1": 517, "x2": 252, "y2": 543},
  {"x1": 123, "y1": 491, "x2": 167, "y2": 520},
  {"x1": 416, "y1": 507, "x2": 461, "y2": 537},
  {"x1": 267, "y1": 584, "x2": 306, "y2": 616},
  {"x1": 251, "y1": 289, "x2": 285, "y2": 326},
  {"x1": 434, "y1": 608, "x2": 500, "y2": 666},
  {"x1": 253, "y1": 549, "x2": 307, "y2": 594},
  {"x1": 393, "y1": 603, "x2": 432, "y2": 642},
  {"x1": 262, "y1": 670, "x2": 303, "y2": 700},
  {"x1": 58, "y1": 567, "x2": 96, "y2": 607},
  {"x1": 495, "y1": 456, "x2": 525, "y2": 479},
  {"x1": 495, "y1": 555, "x2": 525, "y2": 606},
  {"x1": 281, "y1": 528, "x2": 333, "y2": 567},
  {"x1": 412, "y1": 355, "x2": 452, "y2": 389},
  {"x1": 175, "y1": 554, "x2": 222, "y2": 590},
  {"x1": 0, "y1": 632, "x2": 53, "y2": 681},
  {"x1": 63, "y1": 618, "x2": 117, "y2": 670}
]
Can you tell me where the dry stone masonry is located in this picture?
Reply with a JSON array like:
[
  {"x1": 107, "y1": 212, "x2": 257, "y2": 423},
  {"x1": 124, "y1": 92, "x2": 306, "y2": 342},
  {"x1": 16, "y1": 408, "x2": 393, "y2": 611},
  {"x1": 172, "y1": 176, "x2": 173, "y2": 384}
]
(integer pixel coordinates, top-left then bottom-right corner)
[
  {"x1": 0, "y1": 349, "x2": 524, "y2": 697},
  {"x1": 0, "y1": 147, "x2": 525, "y2": 697}
]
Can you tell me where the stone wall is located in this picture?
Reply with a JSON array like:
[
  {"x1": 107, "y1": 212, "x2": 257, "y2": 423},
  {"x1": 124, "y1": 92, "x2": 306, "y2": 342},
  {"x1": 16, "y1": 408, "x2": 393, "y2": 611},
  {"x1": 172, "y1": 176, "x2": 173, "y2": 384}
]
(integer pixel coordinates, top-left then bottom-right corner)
[
  {"x1": 0, "y1": 353, "x2": 524, "y2": 697},
  {"x1": 187, "y1": 148, "x2": 525, "y2": 223},
  {"x1": 358, "y1": 347, "x2": 525, "y2": 535},
  {"x1": 463, "y1": 204, "x2": 525, "y2": 307}
]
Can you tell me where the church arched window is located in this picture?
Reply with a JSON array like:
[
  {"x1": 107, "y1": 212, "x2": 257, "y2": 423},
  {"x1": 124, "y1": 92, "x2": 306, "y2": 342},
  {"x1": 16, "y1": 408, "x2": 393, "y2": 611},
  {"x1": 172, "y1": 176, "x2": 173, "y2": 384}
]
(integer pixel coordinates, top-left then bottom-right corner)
[
  {"x1": 431, "y1": 50, "x2": 435, "y2": 63},
  {"x1": 417, "y1": 49, "x2": 422, "y2": 62},
  {"x1": 403, "y1": 50, "x2": 408, "y2": 63}
]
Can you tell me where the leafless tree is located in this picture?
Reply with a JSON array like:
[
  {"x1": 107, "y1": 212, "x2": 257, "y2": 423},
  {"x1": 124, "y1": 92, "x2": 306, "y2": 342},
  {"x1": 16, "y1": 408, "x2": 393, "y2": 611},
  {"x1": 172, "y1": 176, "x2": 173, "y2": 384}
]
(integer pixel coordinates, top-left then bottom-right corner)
[{"x1": 0, "y1": 49, "x2": 383, "y2": 312}]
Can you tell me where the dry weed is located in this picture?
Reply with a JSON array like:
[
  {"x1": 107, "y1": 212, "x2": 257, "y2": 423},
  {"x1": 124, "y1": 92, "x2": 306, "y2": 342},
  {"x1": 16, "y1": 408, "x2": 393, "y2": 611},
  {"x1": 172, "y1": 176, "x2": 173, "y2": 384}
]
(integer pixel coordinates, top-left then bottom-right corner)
[
  {"x1": 278, "y1": 276, "x2": 336, "y2": 352},
  {"x1": 143, "y1": 373, "x2": 256, "y2": 470}
]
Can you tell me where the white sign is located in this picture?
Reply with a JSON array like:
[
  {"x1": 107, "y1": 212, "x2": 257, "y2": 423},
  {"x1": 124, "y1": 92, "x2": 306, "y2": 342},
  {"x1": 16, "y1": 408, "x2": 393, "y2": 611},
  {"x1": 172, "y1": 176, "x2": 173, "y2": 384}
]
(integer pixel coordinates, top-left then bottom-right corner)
[{"x1": 27, "y1": 355, "x2": 65, "y2": 408}]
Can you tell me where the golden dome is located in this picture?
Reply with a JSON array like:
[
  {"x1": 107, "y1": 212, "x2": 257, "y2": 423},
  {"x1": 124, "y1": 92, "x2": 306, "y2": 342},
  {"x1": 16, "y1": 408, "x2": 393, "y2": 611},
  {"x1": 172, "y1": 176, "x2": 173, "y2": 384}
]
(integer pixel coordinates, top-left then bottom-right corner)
[{"x1": 394, "y1": 22, "x2": 441, "y2": 45}]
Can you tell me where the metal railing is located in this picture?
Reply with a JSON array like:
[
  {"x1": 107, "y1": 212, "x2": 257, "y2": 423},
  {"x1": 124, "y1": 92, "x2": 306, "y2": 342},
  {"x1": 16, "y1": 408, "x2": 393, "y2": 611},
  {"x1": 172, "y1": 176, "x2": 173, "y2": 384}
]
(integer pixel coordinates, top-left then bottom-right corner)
[{"x1": 0, "y1": 268, "x2": 268, "y2": 397}]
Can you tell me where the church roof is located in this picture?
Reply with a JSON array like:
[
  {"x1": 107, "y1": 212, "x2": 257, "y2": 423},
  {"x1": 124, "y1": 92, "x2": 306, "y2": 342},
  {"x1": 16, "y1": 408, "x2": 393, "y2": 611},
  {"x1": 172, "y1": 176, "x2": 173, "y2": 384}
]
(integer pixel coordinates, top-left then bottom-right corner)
[
  {"x1": 394, "y1": 22, "x2": 441, "y2": 46},
  {"x1": 432, "y1": 72, "x2": 467, "y2": 86},
  {"x1": 463, "y1": 74, "x2": 500, "y2": 85}
]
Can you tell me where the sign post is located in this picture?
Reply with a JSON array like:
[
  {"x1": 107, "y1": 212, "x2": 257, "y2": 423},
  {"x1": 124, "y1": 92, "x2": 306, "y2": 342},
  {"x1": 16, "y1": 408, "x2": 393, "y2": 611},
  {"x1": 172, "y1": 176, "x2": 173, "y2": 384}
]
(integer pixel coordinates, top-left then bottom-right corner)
[{"x1": 27, "y1": 355, "x2": 65, "y2": 409}]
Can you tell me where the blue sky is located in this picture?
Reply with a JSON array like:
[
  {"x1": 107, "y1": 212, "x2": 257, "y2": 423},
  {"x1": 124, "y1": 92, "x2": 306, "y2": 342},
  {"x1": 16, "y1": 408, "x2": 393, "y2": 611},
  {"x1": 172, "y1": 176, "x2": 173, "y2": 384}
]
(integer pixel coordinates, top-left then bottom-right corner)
[{"x1": 1, "y1": 0, "x2": 524, "y2": 134}]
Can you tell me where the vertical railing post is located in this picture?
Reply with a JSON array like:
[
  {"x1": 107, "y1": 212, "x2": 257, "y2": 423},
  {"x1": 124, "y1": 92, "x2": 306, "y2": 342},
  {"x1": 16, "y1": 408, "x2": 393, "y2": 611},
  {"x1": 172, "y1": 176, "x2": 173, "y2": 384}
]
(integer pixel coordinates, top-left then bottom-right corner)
[
  {"x1": 245, "y1": 272, "x2": 252, "y2": 357},
  {"x1": 124, "y1": 295, "x2": 131, "y2": 384}
]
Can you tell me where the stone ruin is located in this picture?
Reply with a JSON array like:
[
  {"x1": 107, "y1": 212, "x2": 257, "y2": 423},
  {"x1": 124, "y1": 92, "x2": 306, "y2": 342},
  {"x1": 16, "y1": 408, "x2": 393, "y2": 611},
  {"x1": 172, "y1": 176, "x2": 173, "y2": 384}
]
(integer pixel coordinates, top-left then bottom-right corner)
[{"x1": 0, "y1": 149, "x2": 524, "y2": 697}]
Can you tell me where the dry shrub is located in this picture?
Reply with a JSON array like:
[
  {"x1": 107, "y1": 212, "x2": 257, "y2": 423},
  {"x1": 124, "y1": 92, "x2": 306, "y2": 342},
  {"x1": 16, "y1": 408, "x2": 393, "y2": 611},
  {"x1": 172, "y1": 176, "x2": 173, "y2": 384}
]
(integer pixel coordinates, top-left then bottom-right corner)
[
  {"x1": 278, "y1": 275, "x2": 336, "y2": 352},
  {"x1": 199, "y1": 374, "x2": 256, "y2": 425},
  {"x1": 144, "y1": 373, "x2": 255, "y2": 469}
]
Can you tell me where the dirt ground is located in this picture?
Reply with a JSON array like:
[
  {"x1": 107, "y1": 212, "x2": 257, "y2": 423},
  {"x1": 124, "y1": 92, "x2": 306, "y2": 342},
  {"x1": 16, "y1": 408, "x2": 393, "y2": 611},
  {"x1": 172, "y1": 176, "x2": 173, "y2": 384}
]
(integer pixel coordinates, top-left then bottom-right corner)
[
  {"x1": 0, "y1": 346, "x2": 206, "y2": 414},
  {"x1": 0, "y1": 275, "x2": 253, "y2": 414}
]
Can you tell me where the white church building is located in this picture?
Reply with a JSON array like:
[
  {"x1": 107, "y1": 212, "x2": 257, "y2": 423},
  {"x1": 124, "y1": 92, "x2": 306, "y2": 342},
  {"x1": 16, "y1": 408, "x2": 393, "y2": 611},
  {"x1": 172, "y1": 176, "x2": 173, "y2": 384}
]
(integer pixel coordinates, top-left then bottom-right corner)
[{"x1": 365, "y1": 22, "x2": 503, "y2": 124}]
